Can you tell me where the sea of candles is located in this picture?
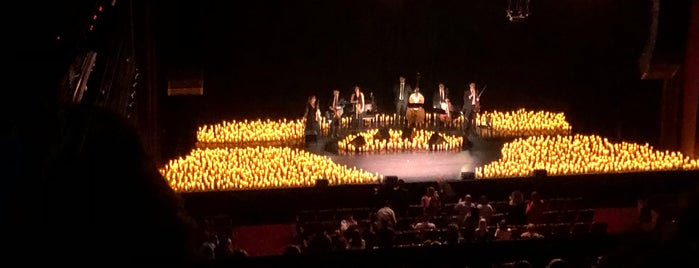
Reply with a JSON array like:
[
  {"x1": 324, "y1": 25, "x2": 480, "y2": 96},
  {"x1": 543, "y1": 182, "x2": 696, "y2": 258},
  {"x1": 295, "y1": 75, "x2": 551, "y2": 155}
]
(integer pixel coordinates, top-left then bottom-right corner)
[
  {"x1": 476, "y1": 134, "x2": 699, "y2": 178},
  {"x1": 475, "y1": 109, "x2": 572, "y2": 138},
  {"x1": 338, "y1": 128, "x2": 463, "y2": 154},
  {"x1": 338, "y1": 113, "x2": 466, "y2": 130},
  {"x1": 159, "y1": 147, "x2": 381, "y2": 192},
  {"x1": 196, "y1": 119, "x2": 305, "y2": 147}
]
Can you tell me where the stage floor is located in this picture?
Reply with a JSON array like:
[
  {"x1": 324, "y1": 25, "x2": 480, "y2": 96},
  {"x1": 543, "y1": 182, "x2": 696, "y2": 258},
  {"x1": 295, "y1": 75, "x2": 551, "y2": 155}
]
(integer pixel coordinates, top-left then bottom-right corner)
[{"x1": 309, "y1": 134, "x2": 504, "y2": 183}]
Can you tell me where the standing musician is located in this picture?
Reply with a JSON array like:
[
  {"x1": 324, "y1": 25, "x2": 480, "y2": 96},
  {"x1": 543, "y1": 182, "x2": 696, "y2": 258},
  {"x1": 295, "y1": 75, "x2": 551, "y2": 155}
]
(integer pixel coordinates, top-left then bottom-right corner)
[
  {"x1": 304, "y1": 95, "x2": 322, "y2": 145},
  {"x1": 432, "y1": 82, "x2": 449, "y2": 110},
  {"x1": 406, "y1": 87, "x2": 425, "y2": 128},
  {"x1": 462, "y1": 82, "x2": 479, "y2": 134},
  {"x1": 393, "y1": 75, "x2": 412, "y2": 126},
  {"x1": 328, "y1": 89, "x2": 342, "y2": 138},
  {"x1": 432, "y1": 83, "x2": 450, "y2": 131},
  {"x1": 350, "y1": 85, "x2": 365, "y2": 130}
]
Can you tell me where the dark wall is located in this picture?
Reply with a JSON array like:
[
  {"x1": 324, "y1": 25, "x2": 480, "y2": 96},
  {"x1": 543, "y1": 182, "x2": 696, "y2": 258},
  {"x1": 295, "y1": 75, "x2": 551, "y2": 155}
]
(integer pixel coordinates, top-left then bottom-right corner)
[{"x1": 155, "y1": 0, "x2": 691, "y2": 160}]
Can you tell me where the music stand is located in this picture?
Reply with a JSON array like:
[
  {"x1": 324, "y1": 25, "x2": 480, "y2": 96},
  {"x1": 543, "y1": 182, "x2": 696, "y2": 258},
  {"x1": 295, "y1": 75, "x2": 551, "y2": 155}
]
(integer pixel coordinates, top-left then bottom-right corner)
[{"x1": 433, "y1": 108, "x2": 447, "y2": 115}]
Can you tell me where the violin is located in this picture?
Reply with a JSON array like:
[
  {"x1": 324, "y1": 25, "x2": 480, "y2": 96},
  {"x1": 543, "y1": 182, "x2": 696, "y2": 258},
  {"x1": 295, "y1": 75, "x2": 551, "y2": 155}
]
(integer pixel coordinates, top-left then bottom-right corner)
[{"x1": 474, "y1": 85, "x2": 486, "y2": 114}]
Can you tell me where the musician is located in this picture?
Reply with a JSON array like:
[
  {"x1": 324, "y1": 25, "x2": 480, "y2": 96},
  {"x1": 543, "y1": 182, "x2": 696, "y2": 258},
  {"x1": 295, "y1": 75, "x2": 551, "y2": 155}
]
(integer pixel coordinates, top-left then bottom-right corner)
[
  {"x1": 432, "y1": 83, "x2": 449, "y2": 109},
  {"x1": 328, "y1": 89, "x2": 342, "y2": 138},
  {"x1": 432, "y1": 83, "x2": 450, "y2": 131},
  {"x1": 462, "y1": 82, "x2": 479, "y2": 133},
  {"x1": 304, "y1": 95, "x2": 322, "y2": 145},
  {"x1": 350, "y1": 86, "x2": 365, "y2": 130},
  {"x1": 392, "y1": 76, "x2": 412, "y2": 126},
  {"x1": 406, "y1": 87, "x2": 425, "y2": 128}
]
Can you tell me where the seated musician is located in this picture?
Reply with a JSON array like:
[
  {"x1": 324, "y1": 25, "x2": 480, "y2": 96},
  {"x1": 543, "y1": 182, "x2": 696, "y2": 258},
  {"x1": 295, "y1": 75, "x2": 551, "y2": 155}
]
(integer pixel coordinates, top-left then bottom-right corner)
[
  {"x1": 433, "y1": 83, "x2": 449, "y2": 131},
  {"x1": 328, "y1": 89, "x2": 342, "y2": 138},
  {"x1": 440, "y1": 98, "x2": 453, "y2": 122},
  {"x1": 407, "y1": 87, "x2": 425, "y2": 128}
]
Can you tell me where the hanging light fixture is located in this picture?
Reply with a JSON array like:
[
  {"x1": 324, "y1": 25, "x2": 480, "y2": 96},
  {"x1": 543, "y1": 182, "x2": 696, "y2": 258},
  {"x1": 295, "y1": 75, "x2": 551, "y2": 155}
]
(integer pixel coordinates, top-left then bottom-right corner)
[{"x1": 506, "y1": 0, "x2": 531, "y2": 22}]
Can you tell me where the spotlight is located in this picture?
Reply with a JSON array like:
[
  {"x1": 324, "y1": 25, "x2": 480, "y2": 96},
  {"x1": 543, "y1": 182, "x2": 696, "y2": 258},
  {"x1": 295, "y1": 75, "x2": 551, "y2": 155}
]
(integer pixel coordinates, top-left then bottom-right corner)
[
  {"x1": 401, "y1": 127, "x2": 415, "y2": 140},
  {"x1": 428, "y1": 133, "x2": 447, "y2": 150},
  {"x1": 374, "y1": 127, "x2": 390, "y2": 140},
  {"x1": 507, "y1": 0, "x2": 530, "y2": 22},
  {"x1": 533, "y1": 169, "x2": 547, "y2": 178},
  {"x1": 461, "y1": 172, "x2": 475, "y2": 180},
  {"x1": 349, "y1": 135, "x2": 366, "y2": 147},
  {"x1": 384, "y1": 176, "x2": 398, "y2": 186}
]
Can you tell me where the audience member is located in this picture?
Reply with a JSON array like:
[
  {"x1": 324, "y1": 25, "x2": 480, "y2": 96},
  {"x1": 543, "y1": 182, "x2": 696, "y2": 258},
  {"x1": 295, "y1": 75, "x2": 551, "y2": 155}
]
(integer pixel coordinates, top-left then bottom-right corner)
[
  {"x1": 306, "y1": 231, "x2": 333, "y2": 254},
  {"x1": 507, "y1": 190, "x2": 528, "y2": 225},
  {"x1": 455, "y1": 194, "x2": 475, "y2": 226},
  {"x1": 390, "y1": 179, "x2": 411, "y2": 217},
  {"x1": 546, "y1": 258, "x2": 569, "y2": 268},
  {"x1": 474, "y1": 217, "x2": 491, "y2": 242},
  {"x1": 520, "y1": 224, "x2": 544, "y2": 239},
  {"x1": 331, "y1": 229, "x2": 349, "y2": 251},
  {"x1": 347, "y1": 229, "x2": 366, "y2": 250},
  {"x1": 514, "y1": 260, "x2": 533, "y2": 268},
  {"x1": 421, "y1": 186, "x2": 441, "y2": 217},
  {"x1": 376, "y1": 201, "x2": 397, "y2": 229},
  {"x1": 412, "y1": 216, "x2": 437, "y2": 230},
  {"x1": 340, "y1": 213, "x2": 358, "y2": 233},
  {"x1": 214, "y1": 236, "x2": 235, "y2": 261},
  {"x1": 444, "y1": 223, "x2": 464, "y2": 245},
  {"x1": 636, "y1": 197, "x2": 659, "y2": 232},
  {"x1": 283, "y1": 245, "x2": 302, "y2": 256},
  {"x1": 375, "y1": 227, "x2": 396, "y2": 249},
  {"x1": 7, "y1": 104, "x2": 196, "y2": 266},
  {"x1": 477, "y1": 195, "x2": 495, "y2": 224},
  {"x1": 526, "y1": 191, "x2": 546, "y2": 224},
  {"x1": 198, "y1": 233, "x2": 219, "y2": 261},
  {"x1": 494, "y1": 220, "x2": 513, "y2": 241}
]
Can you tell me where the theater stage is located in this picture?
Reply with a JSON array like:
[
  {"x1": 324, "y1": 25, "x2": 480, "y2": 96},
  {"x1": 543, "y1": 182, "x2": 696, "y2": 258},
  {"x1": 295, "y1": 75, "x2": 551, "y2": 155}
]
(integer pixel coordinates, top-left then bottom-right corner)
[{"x1": 307, "y1": 133, "x2": 504, "y2": 183}]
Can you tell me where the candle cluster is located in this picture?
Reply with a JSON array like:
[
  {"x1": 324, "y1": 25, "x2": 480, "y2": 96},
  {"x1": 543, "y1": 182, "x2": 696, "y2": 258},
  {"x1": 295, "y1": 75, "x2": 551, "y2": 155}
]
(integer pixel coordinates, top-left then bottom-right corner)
[
  {"x1": 476, "y1": 134, "x2": 699, "y2": 178},
  {"x1": 336, "y1": 113, "x2": 466, "y2": 130},
  {"x1": 475, "y1": 109, "x2": 572, "y2": 138},
  {"x1": 338, "y1": 128, "x2": 463, "y2": 154},
  {"x1": 160, "y1": 147, "x2": 381, "y2": 192},
  {"x1": 196, "y1": 119, "x2": 305, "y2": 147}
]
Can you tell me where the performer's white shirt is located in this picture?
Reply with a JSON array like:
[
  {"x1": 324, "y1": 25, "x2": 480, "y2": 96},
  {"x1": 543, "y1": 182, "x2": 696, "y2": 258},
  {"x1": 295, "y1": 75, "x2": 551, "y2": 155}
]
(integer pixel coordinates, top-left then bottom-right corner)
[
  {"x1": 469, "y1": 88, "x2": 477, "y2": 105},
  {"x1": 409, "y1": 92, "x2": 424, "y2": 108}
]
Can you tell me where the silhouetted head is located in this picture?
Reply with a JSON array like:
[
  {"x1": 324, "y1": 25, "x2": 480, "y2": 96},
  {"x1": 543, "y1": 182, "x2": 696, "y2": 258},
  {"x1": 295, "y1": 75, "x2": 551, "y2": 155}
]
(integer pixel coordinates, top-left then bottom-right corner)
[{"x1": 6, "y1": 104, "x2": 196, "y2": 265}]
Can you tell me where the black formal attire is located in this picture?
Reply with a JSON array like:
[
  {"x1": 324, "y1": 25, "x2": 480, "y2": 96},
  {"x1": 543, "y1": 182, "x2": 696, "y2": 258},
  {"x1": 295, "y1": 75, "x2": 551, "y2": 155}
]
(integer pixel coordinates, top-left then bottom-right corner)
[
  {"x1": 463, "y1": 90, "x2": 476, "y2": 134},
  {"x1": 433, "y1": 88, "x2": 449, "y2": 131},
  {"x1": 304, "y1": 103, "x2": 320, "y2": 144},
  {"x1": 392, "y1": 82, "x2": 412, "y2": 125}
]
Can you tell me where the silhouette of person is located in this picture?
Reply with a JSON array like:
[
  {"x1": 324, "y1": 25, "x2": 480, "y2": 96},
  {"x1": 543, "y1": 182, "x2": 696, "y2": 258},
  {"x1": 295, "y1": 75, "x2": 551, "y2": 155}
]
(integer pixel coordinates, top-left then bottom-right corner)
[{"x1": 5, "y1": 104, "x2": 197, "y2": 266}]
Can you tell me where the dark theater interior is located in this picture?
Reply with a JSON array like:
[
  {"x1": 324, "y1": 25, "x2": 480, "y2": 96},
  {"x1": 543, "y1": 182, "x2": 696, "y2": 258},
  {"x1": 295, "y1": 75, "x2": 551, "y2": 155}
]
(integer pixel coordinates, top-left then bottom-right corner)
[{"x1": 5, "y1": 0, "x2": 699, "y2": 267}]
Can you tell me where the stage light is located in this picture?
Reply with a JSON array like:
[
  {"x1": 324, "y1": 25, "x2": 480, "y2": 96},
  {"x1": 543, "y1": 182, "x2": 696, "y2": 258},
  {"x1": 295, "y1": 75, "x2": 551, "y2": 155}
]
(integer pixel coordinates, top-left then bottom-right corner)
[
  {"x1": 374, "y1": 127, "x2": 390, "y2": 140},
  {"x1": 461, "y1": 172, "x2": 475, "y2": 180},
  {"x1": 401, "y1": 127, "x2": 415, "y2": 140},
  {"x1": 349, "y1": 135, "x2": 367, "y2": 147},
  {"x1": 428, "y1": 133, "x2": 447, "y2": 150},
  {"x1": 507, "y1": 0, "x2": 530, "y2": 22},
  {"x1": 384, "y1": 175, "x2": 399, "y2": 186},
  {"x1": 533, "y1": 169, "x2": 547, "y2": 178},
  {"x1": 315, "y1": 179, "x2": 329, "y2": 187}
]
